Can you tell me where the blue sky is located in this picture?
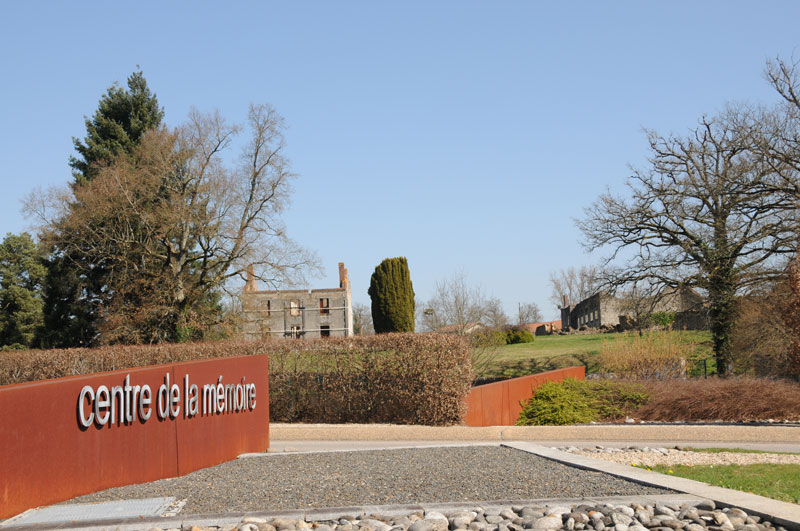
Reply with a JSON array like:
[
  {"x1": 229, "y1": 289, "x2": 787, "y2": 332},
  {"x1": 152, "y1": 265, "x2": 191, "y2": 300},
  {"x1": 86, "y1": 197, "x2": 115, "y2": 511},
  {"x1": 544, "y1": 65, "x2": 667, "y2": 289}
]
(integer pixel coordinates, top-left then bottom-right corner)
[{"x1": 1, "y1": 1, "x2": 799, "y2": 320}]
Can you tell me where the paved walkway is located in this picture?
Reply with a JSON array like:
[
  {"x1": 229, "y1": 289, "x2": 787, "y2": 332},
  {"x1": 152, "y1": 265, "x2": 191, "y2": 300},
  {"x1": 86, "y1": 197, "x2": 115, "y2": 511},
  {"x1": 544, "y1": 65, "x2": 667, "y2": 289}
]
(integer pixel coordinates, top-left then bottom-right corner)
[{"x1": 269, "y1": 423, "x2": 800, "y2": 453}]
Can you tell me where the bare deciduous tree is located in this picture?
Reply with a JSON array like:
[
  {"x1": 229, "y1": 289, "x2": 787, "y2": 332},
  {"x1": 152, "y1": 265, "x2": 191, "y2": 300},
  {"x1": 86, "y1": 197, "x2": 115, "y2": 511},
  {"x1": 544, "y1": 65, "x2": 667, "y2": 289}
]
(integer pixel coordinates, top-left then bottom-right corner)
[
  {"x1": 420, "y1": 272, "x2": 507, "y2": 334},
  {"x1": 26, "y1": 104, "x2": 318, "y2": 343},
  {"x1": 578, "y1": 108, "x2": 798, "y2": 375},
  {"x1": 548, "y1": 266, "x2": 600, "y2": 308},
  {"x1": 352, "y1": 302, "x2": 374, "y2": 335},
  {"x1": 517, "y1": 302, "x2": 542, "y2": 326}
]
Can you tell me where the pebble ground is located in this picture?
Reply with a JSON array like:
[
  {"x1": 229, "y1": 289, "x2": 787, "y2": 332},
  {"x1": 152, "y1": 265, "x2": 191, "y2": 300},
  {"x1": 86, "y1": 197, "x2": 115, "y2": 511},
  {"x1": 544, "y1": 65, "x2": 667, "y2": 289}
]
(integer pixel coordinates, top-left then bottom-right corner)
[{"x1": 65, "y1": 446, "x2": 672, "y2": 514}]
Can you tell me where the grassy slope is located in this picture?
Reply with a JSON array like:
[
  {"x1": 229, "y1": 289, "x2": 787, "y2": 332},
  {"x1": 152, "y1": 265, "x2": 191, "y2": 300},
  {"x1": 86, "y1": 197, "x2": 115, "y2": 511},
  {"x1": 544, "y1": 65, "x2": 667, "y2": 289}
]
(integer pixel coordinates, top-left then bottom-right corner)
[
  {"x1": 651, "y1": 464, "x2": 800, "y2": 503},
  {"x1": 479, "y1": 330, "x2": 713, "y2": 379}
]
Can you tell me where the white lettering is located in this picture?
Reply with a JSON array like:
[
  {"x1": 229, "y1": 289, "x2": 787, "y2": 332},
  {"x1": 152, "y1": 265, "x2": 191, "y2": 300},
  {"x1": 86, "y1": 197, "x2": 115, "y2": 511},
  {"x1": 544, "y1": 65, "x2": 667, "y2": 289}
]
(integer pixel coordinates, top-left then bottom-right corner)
[
  {"x1": 139, "y1": 384, "x2": 152, "y2": 421},
  {"x1": 78, "y1": 385, "x2": 94, "y2": 428},
  {"x1": 77, "y1": 371, "x2": 256, "y2": 427},
  {"x1": 94, "y1": 385, "x2": 110, "y2": 426},
  {"x1": 216, "y1": 376, "x2": 225, "y2": 413},
  {"x1": 169, "y1": 382, "x2": 180, "y2": 418},
  {"x1": 157, "y1": 373, "x2": 170, "y2": 419},
  {"x1": 203, "y1": 383, "x2": 216, "y2": 415}
]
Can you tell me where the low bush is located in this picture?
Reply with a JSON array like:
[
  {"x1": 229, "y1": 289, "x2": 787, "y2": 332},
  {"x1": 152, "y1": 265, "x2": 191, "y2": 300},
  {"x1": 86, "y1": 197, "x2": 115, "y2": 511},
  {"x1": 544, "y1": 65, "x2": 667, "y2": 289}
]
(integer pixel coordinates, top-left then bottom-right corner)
[
  {"x1": 598, "y1": 330, "x2": 697, "y2": 379},
  {"x1": 650, "y1": 312, "x2": 676, "y2": 327},
  {"x1": 632, "y1": 377, "x2": 800, "y2": 422},
  {"x1": 0, "y1": 333, "x2": 473, "y2": 426},
  {"x1": 504, "y1": 326, "x2": 535, "y2": 345},
  {"x1": 515, "y1": 378, "x2": 649, "y2": 425}
]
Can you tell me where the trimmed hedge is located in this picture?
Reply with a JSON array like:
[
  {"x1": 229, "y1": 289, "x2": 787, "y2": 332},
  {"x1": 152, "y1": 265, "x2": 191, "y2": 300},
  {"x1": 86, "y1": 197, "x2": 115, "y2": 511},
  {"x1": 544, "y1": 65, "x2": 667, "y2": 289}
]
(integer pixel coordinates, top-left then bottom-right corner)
[
  {"x1": 0, "y1": 333, "x2": 473, "y2": 426},
  {"x1": 269, "y1": 334, "x2": 472, "y2": 425}
]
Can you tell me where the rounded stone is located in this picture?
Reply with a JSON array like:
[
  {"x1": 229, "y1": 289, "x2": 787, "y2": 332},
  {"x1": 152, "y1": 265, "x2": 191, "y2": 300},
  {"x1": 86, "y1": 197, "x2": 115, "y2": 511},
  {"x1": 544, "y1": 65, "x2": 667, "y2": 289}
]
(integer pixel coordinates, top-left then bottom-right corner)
[{"x1": 532, "y1": 516, "x2": 563, "y2": 530}]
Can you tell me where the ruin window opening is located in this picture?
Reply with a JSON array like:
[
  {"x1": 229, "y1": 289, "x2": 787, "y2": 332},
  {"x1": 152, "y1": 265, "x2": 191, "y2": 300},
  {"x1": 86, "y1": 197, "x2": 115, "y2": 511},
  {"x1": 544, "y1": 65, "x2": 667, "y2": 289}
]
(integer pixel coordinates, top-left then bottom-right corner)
[
  {"x1": 320, "y1": 298, "x2": 330, "y2": 315},
  {"x1": 320, "y1": 325, "x2": 330, "y2": 337},
  {"x1": 289, "y1": 299, "x2": 301, "y2": 317}
]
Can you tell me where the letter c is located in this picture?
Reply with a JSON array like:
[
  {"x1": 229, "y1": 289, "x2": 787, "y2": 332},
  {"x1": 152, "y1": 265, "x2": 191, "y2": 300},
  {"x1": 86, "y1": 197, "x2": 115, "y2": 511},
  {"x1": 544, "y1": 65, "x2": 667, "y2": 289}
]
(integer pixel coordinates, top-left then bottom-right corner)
[{"x1": 78, "y1": 385, "x2": 95, "y2": 428}]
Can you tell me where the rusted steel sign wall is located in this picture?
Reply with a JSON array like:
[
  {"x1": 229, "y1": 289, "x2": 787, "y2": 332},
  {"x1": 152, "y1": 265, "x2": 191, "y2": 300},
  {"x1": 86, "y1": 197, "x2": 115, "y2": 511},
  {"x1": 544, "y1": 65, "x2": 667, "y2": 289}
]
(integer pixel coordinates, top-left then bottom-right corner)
[
  {"x1": 464, "y1": 366, "x2": 585, "y2": 426},
  {"x1": 0, "y1": 355, "x2": 269, "y2": 519}
]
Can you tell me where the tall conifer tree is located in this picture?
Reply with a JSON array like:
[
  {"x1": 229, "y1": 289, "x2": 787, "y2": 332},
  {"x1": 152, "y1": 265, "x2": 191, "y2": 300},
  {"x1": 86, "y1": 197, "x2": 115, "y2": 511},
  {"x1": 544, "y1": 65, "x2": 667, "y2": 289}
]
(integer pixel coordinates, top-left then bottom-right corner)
[
  {"x1": 40, "y1": 71, "x2": 163, "y2": 347},
  {"x1": 368, "y1": 257, "x2": 415, "y2": 333}
]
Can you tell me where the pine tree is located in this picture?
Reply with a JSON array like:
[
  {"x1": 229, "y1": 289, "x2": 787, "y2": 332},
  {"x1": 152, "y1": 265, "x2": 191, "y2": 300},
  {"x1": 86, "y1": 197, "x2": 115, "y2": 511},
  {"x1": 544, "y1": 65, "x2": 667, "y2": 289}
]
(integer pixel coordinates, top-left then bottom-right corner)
[
  {"x1": 0, "y1": 233, "x2": 46, "y2": 348},
  {"x1": 41, "y1": 71, "x2": 163, "y2": 346},
  {"x1": 70, "y1": 70, "x2": 164, "y2": 186},
  {"x1": 368, "y1": 257, "x2": 415, "y2": 333}
]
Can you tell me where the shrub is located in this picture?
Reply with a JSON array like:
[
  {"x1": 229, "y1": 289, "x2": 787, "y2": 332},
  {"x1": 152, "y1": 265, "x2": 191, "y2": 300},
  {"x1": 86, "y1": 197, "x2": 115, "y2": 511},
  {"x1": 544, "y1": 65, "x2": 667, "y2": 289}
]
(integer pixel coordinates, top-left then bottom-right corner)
[
  {"x1": 516, "y1": 378, "x2": 649, "y2": 425},
  {"x1": 269, "y1": 333, "x2": 472, "y2": 425},
  {"x1": 368, "y1": 257, "x2": 415, "y2": 333},
  {"x1": 632, "y1": 377, "x2": 800, "y2": 422},
  {"x1": 651, "y1": 312, "x2": 676, "y2": 327},
  {"x1": 598, "y1": 330, "x2": 697, "y2": 379},
  {"x1": 504, "y1": 326, "x2": 534, "y2": 345},
  {"x1": 0, "y1": 333, "x2": 472, "y2": 426}
]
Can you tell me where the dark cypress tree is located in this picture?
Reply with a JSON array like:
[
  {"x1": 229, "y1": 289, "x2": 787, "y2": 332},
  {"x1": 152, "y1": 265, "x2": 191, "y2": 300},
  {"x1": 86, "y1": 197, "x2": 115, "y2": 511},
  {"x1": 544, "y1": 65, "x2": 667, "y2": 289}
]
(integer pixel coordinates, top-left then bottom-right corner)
[
  {"x1": 368, "y1": 257, "x2": 415, "y2": 333},
  {"x1": 40, "y1": 71, "x2": 164, "y2": 347}
]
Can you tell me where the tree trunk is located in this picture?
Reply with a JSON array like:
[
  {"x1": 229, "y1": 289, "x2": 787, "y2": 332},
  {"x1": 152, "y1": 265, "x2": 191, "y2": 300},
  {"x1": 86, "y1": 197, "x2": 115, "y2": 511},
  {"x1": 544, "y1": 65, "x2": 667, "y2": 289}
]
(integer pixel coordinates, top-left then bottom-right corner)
[
  {"x1": 708, "y1": 273, "x2": 737, "y2": 376},
  {"x1": 785, "y1": 252, "x2": 800, "y2": 380}
]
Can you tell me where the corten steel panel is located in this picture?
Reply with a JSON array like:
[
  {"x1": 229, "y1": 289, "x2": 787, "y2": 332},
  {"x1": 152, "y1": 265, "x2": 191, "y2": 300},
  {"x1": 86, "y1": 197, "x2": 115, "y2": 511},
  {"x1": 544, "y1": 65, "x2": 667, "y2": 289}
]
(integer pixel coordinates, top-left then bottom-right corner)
[
  {"x1": 464, "y1": 366, "x2": 585, "y2": 427},
  {"x1": 0, "y1": 355, "x2": 269, "y2": 519},
  {"x1": 173, "y1": 356, "x2": 269, "y2": 475}
]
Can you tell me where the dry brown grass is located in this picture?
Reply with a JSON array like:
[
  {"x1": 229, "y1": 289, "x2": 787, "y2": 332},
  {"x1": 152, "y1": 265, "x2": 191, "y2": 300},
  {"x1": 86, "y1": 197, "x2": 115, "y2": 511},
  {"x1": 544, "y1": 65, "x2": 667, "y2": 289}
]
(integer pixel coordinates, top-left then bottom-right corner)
[
  {"x1": 631, "y1": 377, "x2": 800, "y2": 422},
  {"x1": 598, "y1": 330, "x2": 698, "y2": 379}
]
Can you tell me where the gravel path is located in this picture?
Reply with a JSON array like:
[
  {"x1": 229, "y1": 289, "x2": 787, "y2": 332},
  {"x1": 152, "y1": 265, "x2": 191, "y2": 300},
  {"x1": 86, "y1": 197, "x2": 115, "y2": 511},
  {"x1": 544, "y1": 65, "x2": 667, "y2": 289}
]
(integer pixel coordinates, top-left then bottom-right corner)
[
  {"x1": 65, "y1": 446, "x2": 672, "y2": 514},
  {"x1": 561, "y1": 447, "x2": 800, "y2": 467}
]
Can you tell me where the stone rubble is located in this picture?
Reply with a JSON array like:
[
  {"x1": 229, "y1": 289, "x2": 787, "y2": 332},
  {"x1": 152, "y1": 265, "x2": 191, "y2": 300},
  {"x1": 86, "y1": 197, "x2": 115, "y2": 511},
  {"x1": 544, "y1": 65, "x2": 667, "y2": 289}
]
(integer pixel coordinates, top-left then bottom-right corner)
[
  {"x1": 552, "y1": 447, "x2": 800, "y2": 467},
  {"x1": 142, "y1": 501, "x2": 788, "y2": 531}
]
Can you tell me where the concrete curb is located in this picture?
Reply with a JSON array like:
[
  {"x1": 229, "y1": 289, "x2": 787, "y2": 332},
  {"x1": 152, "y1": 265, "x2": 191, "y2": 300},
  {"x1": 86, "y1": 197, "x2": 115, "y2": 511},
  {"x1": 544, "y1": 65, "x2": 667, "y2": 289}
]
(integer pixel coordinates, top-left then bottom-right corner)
[
  {"x1": 270, "y1": 423, "x2": 800, "y2": 443},
  {"x1": 503, "y1": 442, "x2": 800, "y2": 531}
]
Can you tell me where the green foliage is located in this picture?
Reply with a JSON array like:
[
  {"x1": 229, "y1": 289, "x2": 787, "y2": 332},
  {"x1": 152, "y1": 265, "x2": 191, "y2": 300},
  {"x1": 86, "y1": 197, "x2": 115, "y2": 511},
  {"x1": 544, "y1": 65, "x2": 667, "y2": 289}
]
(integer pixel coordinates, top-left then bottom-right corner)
[
  {"x1": 0, "y1": 233, "x2": 46, "y2": 348},
  {"x1": 504, "y1": 326, "x2": 534, "y2": 344},
  {"x1": 368, "y1": 257, "x2": 415, "y2": 333},
  {"x1": 70, "y1": 70, "x2": 164, "y2": 186},
  {"x1": 37, "y1": 253, "x2": 100, "y2": 348},
  {"x1": 651, "y1": 311, "x2": 675, "y2": 327},
  {"x1": 516, "y1": 379, "x2": 596, "y2": 425},
  {"x1": 515, "y1": 378, "x2": 649, "y2": 425}
]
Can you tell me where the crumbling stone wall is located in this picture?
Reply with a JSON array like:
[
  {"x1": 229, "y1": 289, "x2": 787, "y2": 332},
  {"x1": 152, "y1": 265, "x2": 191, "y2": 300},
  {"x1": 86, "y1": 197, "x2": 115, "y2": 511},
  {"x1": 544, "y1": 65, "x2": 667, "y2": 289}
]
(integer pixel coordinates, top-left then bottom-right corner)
[{"x1": 240, "y1": 263, "x2": 353, "y2": 339}]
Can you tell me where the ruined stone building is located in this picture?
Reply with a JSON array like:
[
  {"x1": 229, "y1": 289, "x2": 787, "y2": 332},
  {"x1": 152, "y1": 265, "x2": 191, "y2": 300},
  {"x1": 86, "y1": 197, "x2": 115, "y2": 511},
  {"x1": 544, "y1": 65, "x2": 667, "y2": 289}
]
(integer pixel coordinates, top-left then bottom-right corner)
[
  {"x1": 240, "y1": 263, "x2": 353, "y2": 339},
  {"x1": 560, "y1": 288, "x2": 707, "y2": 331}
]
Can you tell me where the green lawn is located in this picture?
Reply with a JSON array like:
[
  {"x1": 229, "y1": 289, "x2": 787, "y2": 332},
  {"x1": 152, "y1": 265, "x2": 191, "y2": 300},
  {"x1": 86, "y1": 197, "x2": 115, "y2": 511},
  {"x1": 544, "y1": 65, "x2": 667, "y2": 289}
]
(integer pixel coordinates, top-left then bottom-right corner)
[
  {"x1": 478, "y1": 330, "x2": 712, "y2": 380},
  {"x1": 683, "y1": 447, "x2": 800, "y2": 455},
  {"x1": 650, "y1": 464, "x2": 800, "y2": 503}
]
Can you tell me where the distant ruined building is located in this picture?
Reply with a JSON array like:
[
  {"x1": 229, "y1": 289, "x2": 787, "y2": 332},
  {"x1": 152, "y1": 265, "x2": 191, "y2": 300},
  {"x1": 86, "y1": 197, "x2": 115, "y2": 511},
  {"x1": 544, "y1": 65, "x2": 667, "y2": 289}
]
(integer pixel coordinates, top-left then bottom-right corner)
[
  {"x1": 559, "y1": 287, "x2": 708, "y2": 331},
  {"x1": 240, "y1": 263, "x2": 354, "y2": 339}
]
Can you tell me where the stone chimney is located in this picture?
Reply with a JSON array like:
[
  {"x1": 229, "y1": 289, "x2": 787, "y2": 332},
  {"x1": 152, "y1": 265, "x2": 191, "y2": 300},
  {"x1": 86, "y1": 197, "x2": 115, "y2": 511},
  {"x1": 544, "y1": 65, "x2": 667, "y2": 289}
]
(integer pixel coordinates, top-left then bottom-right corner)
[
  {"x1": 338, "y1": 262, "x2": 349, "y2": 289},
  {"x1": 243, "y1": 265, "x2": 258, "y2": 292},
  {"x1": 562, "y1": 295, "x2": 569, "y2": 308}
]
